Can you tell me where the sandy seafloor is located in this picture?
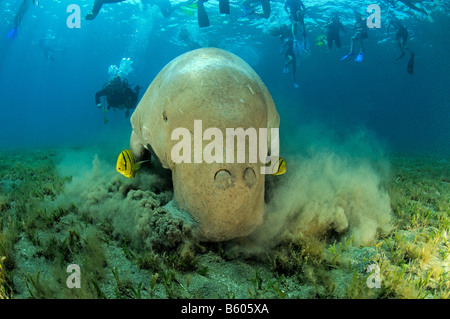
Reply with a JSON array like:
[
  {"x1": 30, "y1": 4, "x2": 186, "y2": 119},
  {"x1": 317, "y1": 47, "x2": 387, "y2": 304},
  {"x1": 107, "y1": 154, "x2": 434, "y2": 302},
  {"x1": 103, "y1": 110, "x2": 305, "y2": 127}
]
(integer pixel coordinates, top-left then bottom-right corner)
[{"x1": 0, "y1": 146, "x2": 448, "y2": 299}]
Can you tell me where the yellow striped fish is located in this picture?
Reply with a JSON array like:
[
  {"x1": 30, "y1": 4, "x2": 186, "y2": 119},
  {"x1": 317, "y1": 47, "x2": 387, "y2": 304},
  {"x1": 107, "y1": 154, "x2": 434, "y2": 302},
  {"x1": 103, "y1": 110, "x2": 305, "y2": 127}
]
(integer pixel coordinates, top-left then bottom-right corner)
[
  {"x1": 116, "y1": 149, "x2": 148, "y2": 178},
  {"x1": 268, "y1": 157, "x2": 286, "y2": 176},
  {"x1": 272, "y1": 157, "x2": 286, "y2": 176}
]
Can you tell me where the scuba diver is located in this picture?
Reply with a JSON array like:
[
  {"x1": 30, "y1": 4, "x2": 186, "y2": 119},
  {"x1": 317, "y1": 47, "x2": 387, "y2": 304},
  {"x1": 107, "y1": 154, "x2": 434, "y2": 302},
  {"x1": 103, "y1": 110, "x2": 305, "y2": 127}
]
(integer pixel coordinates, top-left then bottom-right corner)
[
  {"x1": 95, "y1": 76, "x2": 141, "y2": 123},
  {"x1": 7, "y1": 0, "x2": 39, "y2": 39},
  {"x1": 281, "y1": 35, "x2": 299, "y2": 89},
  {"x1": 341, "y1": 9, "x2": 368, "y2": 62},
  {"x1": 325, "y1": 13, "x2": 345, "y2": 49},
  {"x1": 241, "y1": 0, "x2": 271, "y2": 19},
  {"x1": 86, "y1": 0, "x2": 125, "y2": 20},
  {"x1": 284, "y1": 0, "x2": 307, "y2": 54},
  {"x1": 387, "y1": 16, "x2": 415, "y2": 74},
  {"x1": 34, "y1": 37, "x2": 66, "y2": 62},
  {"x1": 197, "y1": 0, "x2": 230, "y2": 28}
]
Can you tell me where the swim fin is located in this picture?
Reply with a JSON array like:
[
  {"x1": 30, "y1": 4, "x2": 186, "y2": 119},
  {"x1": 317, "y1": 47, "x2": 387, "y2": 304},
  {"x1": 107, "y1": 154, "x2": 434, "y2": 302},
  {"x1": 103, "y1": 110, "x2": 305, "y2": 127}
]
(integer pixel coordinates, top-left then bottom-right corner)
[
  {"x1": 395, "y1": 52, "x2": 406, "y2": 61},
  {"x1": 340, "y1": 53, "x2": 354, "y2": 61},
  {"x1": 407, "y1": 53, "x2": 414, "y2": 75},
  {"x1": 355, "y1": 51, "x2": 364, "y2": 62},
  {"x1": 261, "y1": 0, "x2": 271, "y2": 19},
  {"x1": 197, "y1": 0, "x2": 210, "y2": 27},
  {"x1": 7, "y1": 27, "x2": 17, "y2": 40},
  {"x1": 219, "y1": 0, "x2": 229, "y2": 14}
]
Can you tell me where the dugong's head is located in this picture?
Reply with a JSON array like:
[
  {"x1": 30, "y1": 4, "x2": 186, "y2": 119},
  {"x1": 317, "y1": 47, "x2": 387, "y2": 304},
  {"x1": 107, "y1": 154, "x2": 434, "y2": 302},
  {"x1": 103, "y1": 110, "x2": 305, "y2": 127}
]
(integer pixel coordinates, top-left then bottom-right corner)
[{"x1": 130, "y1": 48, "x2": 279, "y2": 241}]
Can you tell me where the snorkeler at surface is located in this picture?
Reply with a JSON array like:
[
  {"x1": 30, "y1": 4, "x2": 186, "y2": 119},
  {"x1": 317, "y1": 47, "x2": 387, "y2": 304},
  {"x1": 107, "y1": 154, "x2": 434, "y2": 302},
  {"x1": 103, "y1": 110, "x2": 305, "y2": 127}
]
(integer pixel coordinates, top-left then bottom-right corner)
[
  {"x1": 325, "y1": 13, "x2": 345, "y2": 49},
  {"x1": 86, "y1": 0, "x2": 125, "y2": 20},
  {"x1": 284, "y1": 0, "x2": 308, "y2": 54},
  {"x1": 392, "y1": 0, "x2": 428, "y2": 15},
  {"x1": 95, "y1": 76, "x2": 141, "y2": 123},
  {"x1": 387, "y1": 16, "x2": 415, "y2": 74},
  {"x1": 387, "y1": 16, "x2": 413, "y2": 60},
  {"x1": 197, "y1": 0, "x2": 230, "y2": 28},
  {"x1": 7, "y1": 0, "x2": 39, "y2": 39},
  {"x1": 384, "y1": 0, "x2": 432, "y2": 21},
  {"x1": 341, "y1": 9, "x2": 368, "y2": 62},
  {"x1": 241, "y1": 0, "x2": 271, "y2": 19}
]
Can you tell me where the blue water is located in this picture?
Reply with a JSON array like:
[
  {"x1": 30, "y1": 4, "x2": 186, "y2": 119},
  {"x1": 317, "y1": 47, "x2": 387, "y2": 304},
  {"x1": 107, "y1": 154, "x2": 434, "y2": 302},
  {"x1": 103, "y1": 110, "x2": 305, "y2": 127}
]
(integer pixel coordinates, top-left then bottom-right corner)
[{"x1": 0, "y1": 0, "x2": 448, "y2": 156}]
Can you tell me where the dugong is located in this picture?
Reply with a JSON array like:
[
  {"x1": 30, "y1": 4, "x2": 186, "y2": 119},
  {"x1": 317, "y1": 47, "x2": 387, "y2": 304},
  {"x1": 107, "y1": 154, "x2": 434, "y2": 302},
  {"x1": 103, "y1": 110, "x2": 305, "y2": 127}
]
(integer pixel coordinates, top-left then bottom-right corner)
[{"x1": 129, "y1": 47, "x2": 280, "y2": 241}]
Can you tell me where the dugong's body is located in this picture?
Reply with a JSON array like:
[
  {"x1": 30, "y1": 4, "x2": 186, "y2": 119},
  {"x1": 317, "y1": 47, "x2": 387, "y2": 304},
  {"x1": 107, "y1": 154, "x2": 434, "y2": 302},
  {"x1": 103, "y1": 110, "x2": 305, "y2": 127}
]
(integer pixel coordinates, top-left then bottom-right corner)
[{"x1": 130, "y1": 48, "x2": 279, "y2": 241}]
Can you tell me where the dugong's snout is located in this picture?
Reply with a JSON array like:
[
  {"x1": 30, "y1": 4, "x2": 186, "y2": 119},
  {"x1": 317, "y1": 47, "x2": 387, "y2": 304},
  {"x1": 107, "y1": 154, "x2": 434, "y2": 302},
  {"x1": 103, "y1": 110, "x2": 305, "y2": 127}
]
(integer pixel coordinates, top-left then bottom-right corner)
[{"x1": 172, "y1": 163, "x2": 264, "y2": 241}]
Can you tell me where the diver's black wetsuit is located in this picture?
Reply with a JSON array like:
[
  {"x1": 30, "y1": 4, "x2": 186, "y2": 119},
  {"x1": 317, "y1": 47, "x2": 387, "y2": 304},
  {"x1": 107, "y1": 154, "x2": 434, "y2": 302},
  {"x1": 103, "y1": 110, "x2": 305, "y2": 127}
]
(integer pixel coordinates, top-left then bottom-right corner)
[
  {"x1": 326, "y1": 17, "x2": 345, "y2": 49},
  {"x1": 387, "y1": 17, "x2": 413, "y2": 61},
  {"x1": 197, "y1": 0, "x2": 230, "y2": 28},
  {"x1": 354, "y1": 15, "x2": 368, "y2": 40},
  {"x1": 389, "y1": 19, "x2": 408, "y2": 45},
  {"x1": 95, "y1": 77, "x2": 140, "y2": 116},
  {"x1": 284, "y1": 0, "x2": 305, "y2": 22}
]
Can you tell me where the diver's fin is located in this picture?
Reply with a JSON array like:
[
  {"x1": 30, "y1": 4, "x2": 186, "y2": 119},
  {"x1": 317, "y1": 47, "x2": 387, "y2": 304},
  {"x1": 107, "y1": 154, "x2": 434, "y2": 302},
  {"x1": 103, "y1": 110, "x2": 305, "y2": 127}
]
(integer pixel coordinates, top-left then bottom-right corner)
[
  {"x1": 395, "y1": 52, "x2": 406, "y2": 61},
  {"x1": 219, "y1": 0, "x2": 229, "y2": 14},
  {"x1": 261, "y1": 0, "x2": 271, "y2": 19},
  {"x1": 135, "y1": 160, "x2": 151, "y2": 171},
  {"x1": 407, "y1": 53, "x2": 415, "y2": 75},
  {"x1": 422, "y1": 7, "x2": 434, "y2": 23},
  {"x1": 197, "y1": 0, "x2": 210, "y2": 27},
  {"x1": 340, "y1": 53, "x2": 354, "y2": 61},
  {"x1": 355, "y1": 51, "x2": 364, "y2": 62},
  {"x1": 7, "y1": 27, "x2": 17, "y2": 40}
]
